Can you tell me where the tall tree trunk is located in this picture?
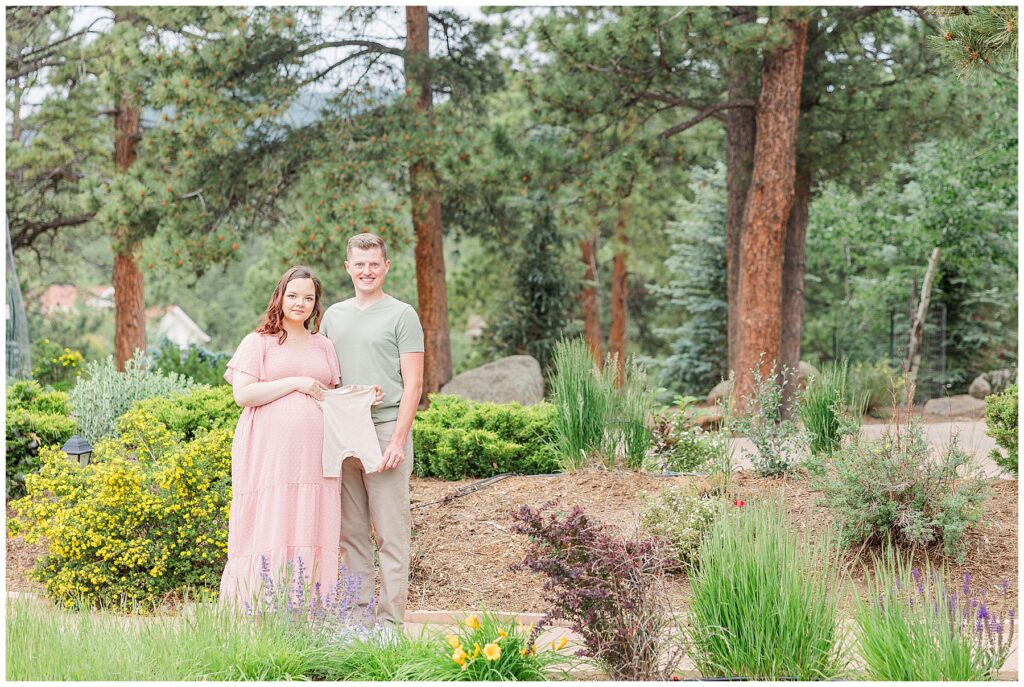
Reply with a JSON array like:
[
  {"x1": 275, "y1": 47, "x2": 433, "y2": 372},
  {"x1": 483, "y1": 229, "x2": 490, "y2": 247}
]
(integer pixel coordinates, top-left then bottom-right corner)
[
  {"x1": 113, "y1": 92, "x2": 145, "y2": 371},
  {"x1": 732, "y1": 17, "x2": 809, "y2": 412},
  {"x1": 405, "y1": 6, "x2": 452, "y2": 404},
  {"x1": 904, "y1": 247, "x2": 941, "y2": 402},
  {"x1": 779, "y1": 162, "x2": 812, "y2": 417},
  {"x1": 579, "y1": 231, "x2": 604, "y2": 366},
  {"x1": 608, "y1": 199, "x2": 629, "y2": 386},
  {"x1": 724, "y1": 6, "x2": 757, "y2": 377}
]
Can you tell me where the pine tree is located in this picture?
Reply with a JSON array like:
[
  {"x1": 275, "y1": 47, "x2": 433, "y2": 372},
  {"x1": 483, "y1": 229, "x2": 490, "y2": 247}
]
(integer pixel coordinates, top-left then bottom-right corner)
[{"x1": 927, "y1": 6, "x2": 1018, "y2": 80}]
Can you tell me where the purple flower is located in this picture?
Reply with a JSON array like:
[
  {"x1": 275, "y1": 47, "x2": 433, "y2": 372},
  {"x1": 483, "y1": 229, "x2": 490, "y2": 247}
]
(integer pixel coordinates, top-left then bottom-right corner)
[
  {"x1": 978, "y1": 604, "x2": 990, "y2": 622},
  {"x1": 962, "y1": 573, "x2": 972, "y2": 596}
]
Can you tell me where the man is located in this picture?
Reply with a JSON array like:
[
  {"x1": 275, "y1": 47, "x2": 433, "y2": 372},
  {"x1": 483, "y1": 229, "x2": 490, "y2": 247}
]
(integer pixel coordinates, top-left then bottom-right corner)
[{"x1": 320, "y1": 233, "x2": 424, "y2": 629}]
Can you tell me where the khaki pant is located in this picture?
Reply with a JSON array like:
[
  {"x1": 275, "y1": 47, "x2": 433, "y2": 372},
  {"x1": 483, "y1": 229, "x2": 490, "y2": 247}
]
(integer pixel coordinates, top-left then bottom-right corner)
[{"x1": 339, "y1": 420, "x2": 412, "y2": 626}]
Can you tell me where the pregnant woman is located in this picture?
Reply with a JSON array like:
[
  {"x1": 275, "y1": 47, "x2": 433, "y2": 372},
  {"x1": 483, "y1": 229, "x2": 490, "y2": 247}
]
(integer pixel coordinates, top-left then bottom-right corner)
[{"x1": 219, "y1": 265, "x2": 347, "y2": 606}]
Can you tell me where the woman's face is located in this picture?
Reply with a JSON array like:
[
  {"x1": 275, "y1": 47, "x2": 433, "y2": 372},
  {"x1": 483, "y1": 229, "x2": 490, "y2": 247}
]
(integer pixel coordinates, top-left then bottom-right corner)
[{"x1": 281, "y1": 277, "x2": 317, "y2": 326}]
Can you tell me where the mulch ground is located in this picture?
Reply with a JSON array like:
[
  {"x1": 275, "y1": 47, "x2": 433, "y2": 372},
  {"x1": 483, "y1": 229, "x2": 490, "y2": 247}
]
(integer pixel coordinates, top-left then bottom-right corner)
[
  {"x1": 7, "y1": 471, "x2": 1018, "y2": 618},
  {"x1": 407, "y1": 470, "x2": 1018, "y2": 617}
]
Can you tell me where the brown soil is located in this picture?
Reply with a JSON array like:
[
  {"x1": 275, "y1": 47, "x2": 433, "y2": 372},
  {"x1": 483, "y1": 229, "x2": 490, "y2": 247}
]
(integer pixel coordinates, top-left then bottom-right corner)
[
  {"x1": 408, "y1": 470, "x2": 1018, "y2": 618},
  {"x1": 8, "y1": 473, "x2": 1017, "y2": 619}
]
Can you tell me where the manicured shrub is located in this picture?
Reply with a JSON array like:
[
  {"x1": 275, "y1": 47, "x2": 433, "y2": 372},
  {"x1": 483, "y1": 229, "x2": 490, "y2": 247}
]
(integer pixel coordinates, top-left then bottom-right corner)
[
  {"x1": 31, "y1": 337, "x2": 86, "y2": 391},
  {"x1": 731, "y1": 360, "x2": 806, "y2": 476},
  {"x1": 8, "y1": 408, "x2": 231, "y2": 608},
  {"x1": 70, "y1": 351, "x2": 198, "y2": 443},
  {"x1": 413, "y1": 394, "x2": 559, "y2": 480},
  {"x1": 854, "y1": 549, "x2": 1016, "y2": 680},
  {"x1": 151, "y1": 337, "x2": 231, "y2": 387},
  {"x1": 548, "y1": 337, "x2": 653, "y2": 470},
  {"x1": 510, "y1": 503, "x2": 683, "y2": 681},
  {"x1": 813, "y1": 421, "x2": 988, "y2": 561},
  {"x1": 984, "y1": 384, "x2": 1017, "y2": 476},
  {"x1": 799, "y1": 360, "x2": 862, "y2": 455},
  {"x1": 687, "y1": 499, "x2": 847, "y2": 680},
  {"x1": 130, "y1": 385, "x2": 241, "y2": 441},
  {"x1": 5, "y1": 380, "x2": 77, "y2": 498},
  {"x1": 639, "y1": 485, "x2": 724, "y2": 572}
]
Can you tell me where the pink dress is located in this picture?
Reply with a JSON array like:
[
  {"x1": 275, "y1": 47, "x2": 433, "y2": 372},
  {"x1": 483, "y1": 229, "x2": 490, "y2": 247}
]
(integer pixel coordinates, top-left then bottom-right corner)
[{"x1": 219, "y1": 331, "x2": 341, "y2": 607}]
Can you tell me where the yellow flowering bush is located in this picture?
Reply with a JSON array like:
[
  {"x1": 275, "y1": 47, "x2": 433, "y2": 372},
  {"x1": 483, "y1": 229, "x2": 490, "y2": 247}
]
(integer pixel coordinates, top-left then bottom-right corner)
[
  {"x1": 438, "y1": 610, "x2": 570, "y2": 680},
  {"x1": 31, "y1": 338, "x2": 85, "y2": 392},
  {"x1": 8, "y1": 407, "x2": 232, "y2": 609}
]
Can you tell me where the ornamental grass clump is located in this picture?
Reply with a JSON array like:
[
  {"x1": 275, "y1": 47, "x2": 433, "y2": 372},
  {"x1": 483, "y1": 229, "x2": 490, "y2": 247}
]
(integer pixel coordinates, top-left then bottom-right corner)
[
  {"x1": 509, "y1": 502, "x2": 684, "y2": 681},
  {"x1": 813, "y1": 419, "x2": 989, "y2": 562},
  {"x1": 798, "y1": 359, "x2": 864, "y2": 455},
  {"x1": 549, "y1": 337, "x2": 654, "y2": 471},
  {"x1": 687, "y1": 498, "x2": 848, "y2": 680},
  {"x1": 855, "y1": 549, "x2": 1016, "y2": 680}
]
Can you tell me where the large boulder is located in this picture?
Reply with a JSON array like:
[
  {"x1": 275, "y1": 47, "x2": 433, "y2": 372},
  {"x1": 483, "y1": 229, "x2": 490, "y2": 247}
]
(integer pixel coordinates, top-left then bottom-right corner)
[
  {"x1": 922, "y1": 394, "x2": 985, "y2": 419},
  {"x1": 439, "y1": 355, "x2": 544, "y2": 405},
  {"x1": 968, "y1": 374, "x2": 992, "y2": 400},
  {"x1": 706, "y1": 361, "x2": 819, "y2": 405}
]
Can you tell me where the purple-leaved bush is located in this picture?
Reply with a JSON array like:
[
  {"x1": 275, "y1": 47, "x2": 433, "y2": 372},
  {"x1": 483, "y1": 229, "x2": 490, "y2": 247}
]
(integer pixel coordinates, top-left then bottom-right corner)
[{"x1": 509, "y1": 502, "x2": 683, "y2": 681}]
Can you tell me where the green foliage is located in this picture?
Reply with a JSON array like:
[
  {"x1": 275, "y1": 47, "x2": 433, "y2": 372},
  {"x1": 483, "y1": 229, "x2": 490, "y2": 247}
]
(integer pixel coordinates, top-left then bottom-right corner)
[
  {"x1": 69, "y1": 351, "x2": 197, "y2": 443},
  {"x1": 984, "y1": 384, "x2": 1018, "y2": 476},
  {"x1": 130, "y1": 385, "x2": 240, "y2": 441},
  {"x1": 639, "y1": 485, "x2": 724, "y2": 572},
  {"x1": 5, "y1": 380, "x2": 77, "y2": 499},
  {"x1": 8, "y1": 408, "x2": 231, "y2": 608},
  {"x1": 799, "y1": 360, "x2": 864, "y2": 455},
  {"x1": 644, "y1": 408, "x2": 726, "y2": 474},
  {"x1": 804, "y1": 79, "x2": 1017, "y2": 395},
  {"x1": 812, "y1": 422, "x2": 989, "y2": 561},
  {"x1": 849, "y1": 360, "x2": 903, "y2": 415},
  {"x1": 413, "y1": 394, "x2": 560, "y2": 480},
  {"x1": 687, "y1": 499, "x2": 848, "y2": 680},
  {"x1": 406, "y1": 610, "x2": 570, "y2": 680},
  {"x1": 927, "y1": 6, "x2": 1018, "y2": 81},
  {"x1": 548, "y1": 338, "x2": 654, "y2": 471},
  {"x1": 30, "y1": 337, "x2": 85, "y2": 391},
  {"x1": 653, "y1": 163, "x2": 728, "y2": 397},
  {"x1": 151, "y1": 337, "x2": 230, "y2": 386},
  {"x1": 731, "y1": 362, "x2": 806, "y2": 476},
  {"x1": 5, "y1": 594, "x2": 446, "y2": 681},
  {"x1": 480, "y1": 203, "x2": 576, "y2": 376},
  {"x1": 854, "y1": 548, "x2": 1016, "y2": 681}
]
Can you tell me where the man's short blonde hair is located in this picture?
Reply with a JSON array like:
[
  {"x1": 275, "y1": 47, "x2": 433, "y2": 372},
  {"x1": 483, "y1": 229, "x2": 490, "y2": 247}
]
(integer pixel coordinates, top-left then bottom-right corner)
[{"x1": 346, "y1": 233, "x2": 388, "y2": 261}]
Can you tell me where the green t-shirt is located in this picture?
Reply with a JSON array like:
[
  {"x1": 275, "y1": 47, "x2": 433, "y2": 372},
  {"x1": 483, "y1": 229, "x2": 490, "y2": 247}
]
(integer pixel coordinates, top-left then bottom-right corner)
[{"x1": 321, "y1": 294, "x2": 424, "y2": 424}]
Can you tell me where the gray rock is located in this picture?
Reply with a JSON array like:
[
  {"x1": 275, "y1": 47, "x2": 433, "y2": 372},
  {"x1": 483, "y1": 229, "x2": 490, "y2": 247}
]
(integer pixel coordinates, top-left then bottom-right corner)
[
  {"x1": 986, "y1": 367, "x2": 1018, "y2": 394},
  {"x1": 968, "y1": 375, "x2": 992, "y2": 399},
  {"x1": 440, "y1": 355, "x2": 544, "y2": 405},
  {"x1": 705, "y1": 361, "x2": 819, "y2": 405},
  {"x1": 922, "y1": 394, "x2": 986, "y2": 419}
]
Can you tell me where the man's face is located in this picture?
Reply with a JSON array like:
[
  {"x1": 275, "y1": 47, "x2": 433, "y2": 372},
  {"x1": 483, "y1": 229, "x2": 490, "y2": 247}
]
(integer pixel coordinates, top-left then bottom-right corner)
[{"x1": 345, "y1": 246, "x2": 390, "y2": 296}]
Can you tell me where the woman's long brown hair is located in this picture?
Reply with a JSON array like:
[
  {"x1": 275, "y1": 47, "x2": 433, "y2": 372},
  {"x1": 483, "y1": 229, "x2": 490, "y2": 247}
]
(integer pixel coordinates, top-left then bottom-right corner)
[{"x1": 255, "y1": 266, "x2": 324, "y2": 344}]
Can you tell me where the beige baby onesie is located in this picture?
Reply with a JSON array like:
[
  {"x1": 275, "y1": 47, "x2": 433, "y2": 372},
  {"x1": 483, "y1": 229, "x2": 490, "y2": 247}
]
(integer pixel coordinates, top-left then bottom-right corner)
[{"x1": 318, "y1": 385, "x2": 384, "y2": 477}]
